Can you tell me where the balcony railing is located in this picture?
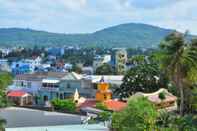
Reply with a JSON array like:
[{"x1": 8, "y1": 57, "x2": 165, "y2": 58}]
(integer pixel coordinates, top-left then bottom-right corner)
[{"x1": 40, "y1": 87, "x2": 59, "y2": 92}]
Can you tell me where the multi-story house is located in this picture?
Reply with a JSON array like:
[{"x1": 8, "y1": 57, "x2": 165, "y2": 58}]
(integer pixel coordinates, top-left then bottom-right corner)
[
  {"x1": 38, "y1": 72, "x2": 95, "y2": 105},
  {"x1": 8, "y1": 72, "x2": 67, "y2": 104}
]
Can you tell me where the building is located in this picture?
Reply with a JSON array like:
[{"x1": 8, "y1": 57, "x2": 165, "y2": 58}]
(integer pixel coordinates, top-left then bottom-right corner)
[
  {"x1": 79, "y1": 77, "x2": 126, "y2": 112},
  {"x1": 7, "y1": 90, "x2": 33, "y2": 106},
  {"x1": 11, "y1": 62, "x2": 31, "y2": 75},
  {"x1": 37, "y1": 72, "x2": 96, "y2": 105},
  {"x1": 131, "y1": 88, "x2": 177, "y2": 111},
  {"x1": 93, "y1": 55, "x2": 111, "y2": 72},
  {"x1": 115, "y1": 49, "x2": 127, "y2": 74},
  {"x1": 0, "y1": 59, "x2": 11, "y2": 72},
  {"x1": 8, "y1": 72, "x2": 67, "y2": 104},
  {"x1": 96, "y1": 77, "x2": 112, "y2": 101}
]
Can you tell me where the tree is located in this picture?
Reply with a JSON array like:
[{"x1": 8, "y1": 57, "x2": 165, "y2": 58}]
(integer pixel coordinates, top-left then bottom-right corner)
[
  {"x1": 72, "y1": 65, "x2": 82, "y2": 74},
  {"x1": 96, "y1": 102, "x2": 107, "y2": 110},
  {"x1": 95, "y1": 63, "x2": 114, "y2": 75},
  {"x1": 0, "y1": 118, "x2": 6, "y2": 131},
  {"x1": 98, "y1": 111, "x2": 111, "y2": 126},
  {"x1": 0, "y1": 72, "x2": 13, "y2": 107},
  {"x1": 111, "y1": 97, "x2": 158, "y2": 131},
  {"x1": 115, "y1": 63, "x2": 167, "y2": 99},
  {"x1": 158, "y1": 32, "x2": 197, "y2": 115},
  {"x1": 128, "y1": 55, "x2": 147, "y2": 65},
  {"x1": 51, "y1": 99, "x2": 76, "y2": 113}
]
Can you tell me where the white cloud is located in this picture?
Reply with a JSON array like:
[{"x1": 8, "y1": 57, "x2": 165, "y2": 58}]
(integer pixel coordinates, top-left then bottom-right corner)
[{"x1": 0, "y1": 0, "x2": 196, "y2": 34}]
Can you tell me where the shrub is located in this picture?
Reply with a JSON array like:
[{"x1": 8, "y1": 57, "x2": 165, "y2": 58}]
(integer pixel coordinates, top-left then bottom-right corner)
[
  {"x1": 96, "y1": 102, "x2": 107, "y2": 110},
  {"x1": 51, "y1": 99, "x2": 76, "y2": 112},
  {"x1": 159, "y1": 92, "x2": 166, "y2": 100}
]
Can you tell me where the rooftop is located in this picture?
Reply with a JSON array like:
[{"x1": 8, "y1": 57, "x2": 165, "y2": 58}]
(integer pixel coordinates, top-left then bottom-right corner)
[
  {"x1": 104, "y1": 100, "x2": 127, "y2": 112},
  {"x1": 15, "y1": 72, "x2": 68, "y2": 81},
  {"x1": 0, "y1": 107, "x2": 82, "y2": 128},
  {"x1": 7, "y1": 91, "x2": 29, "y2": 97}
]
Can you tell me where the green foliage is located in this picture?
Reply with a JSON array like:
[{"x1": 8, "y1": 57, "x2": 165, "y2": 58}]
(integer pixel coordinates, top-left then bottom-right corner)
[
  {"x1": 159, "y1": 32, "x2": 197, "y2": 115},
  {"x1": 96, "y1": 102, "x2": 107, "y2": 110},
  {"x1": 115, "y1": 63, "x2": 168, "y2": 99},
  {"x1": 159, "y1": 92, "x2": 166, "y2": 100},
  {"x1": 0, "y1": 72, "x2": 13, "y2": 108},
  {"x1": 171, "y1": 115, "x2": 197, "y2": 131},
  {"x1": 0, "y1": 23, "x2": 174, "y2": 48},
  {"x1": 189, "y1": 88, "x2": 197, "y2": 112},
  {"x1": 51, "y1": 99, "x2": 76, "y2": 112},
  {"x1": 0, "y1": 117, "x2": 6, "y2": 131},
  {"x1": 95, "y1": 63, "x2": 114, "y2": 75},
  {"x1": 98, "y1": 111, "x2": 111, "y2": 122},
  {"x1": 71, "y1": 65, "x2": 82, "y2": 74},
  {"x1": 128, "y1": 55, "x2": 146, "y2": 65},
  {"x1": 112, "y1": 97, "x2": 158, "y2": 131}
]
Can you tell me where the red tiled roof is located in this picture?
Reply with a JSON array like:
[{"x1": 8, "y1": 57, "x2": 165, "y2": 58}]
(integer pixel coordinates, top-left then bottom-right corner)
[
  {"x1": 7, "y1": 91, "x2": 28, "y2": 97},
  {"x1": 104, "y1": 100, "x2": 127, "y2": 112}
]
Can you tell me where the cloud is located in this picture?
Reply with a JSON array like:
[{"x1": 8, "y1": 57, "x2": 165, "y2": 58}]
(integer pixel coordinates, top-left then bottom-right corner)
[
  {"x1": 118, "y1": 0, "x2": 181, "y2": 9},
  {"x1": 0, "y1": 0, "x2": 196, "y2": 34}
]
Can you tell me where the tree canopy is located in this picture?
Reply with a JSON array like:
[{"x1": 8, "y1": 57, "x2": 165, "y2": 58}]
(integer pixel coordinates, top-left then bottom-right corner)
[
  {"x1": 115, "y1": 62, "x2": 167, "y2": 99},
  {"x1": 112, "y1": 97, "x2": 158, "y2": 131},
  {"x1": 0, "y1": 72, "x2": 13, "y2": 108},
  {"x1": 158, "y1": 32, "x2": 197, "y2": 115},
  {"x1": 95, "y1": 63, "x2": 114, "y2": 75}
]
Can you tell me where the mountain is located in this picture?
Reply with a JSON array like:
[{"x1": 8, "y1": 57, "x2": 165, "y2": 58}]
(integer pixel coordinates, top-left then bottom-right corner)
[{"x1": 0, "y1": 23, "x2": 175, "y2": 48}]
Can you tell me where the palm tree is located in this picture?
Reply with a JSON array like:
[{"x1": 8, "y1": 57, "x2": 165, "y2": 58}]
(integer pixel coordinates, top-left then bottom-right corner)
[{"x1": 159, "y1": 31, "x2": 197, "y2": 116}]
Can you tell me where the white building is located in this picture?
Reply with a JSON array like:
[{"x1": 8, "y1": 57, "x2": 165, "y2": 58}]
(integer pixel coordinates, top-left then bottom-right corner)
[{"x1": 93, "y1": 55, "x2": 111, "y2": 72}]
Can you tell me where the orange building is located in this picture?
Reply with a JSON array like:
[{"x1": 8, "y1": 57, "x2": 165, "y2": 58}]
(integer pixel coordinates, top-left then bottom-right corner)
[{"x1": 96, "y1": 77, "x2": 112, "y2": 102}]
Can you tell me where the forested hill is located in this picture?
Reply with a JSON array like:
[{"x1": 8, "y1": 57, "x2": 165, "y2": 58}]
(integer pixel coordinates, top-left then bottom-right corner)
[{"x1": 0, "y1": 23, "x2": 175, "y2": 48}]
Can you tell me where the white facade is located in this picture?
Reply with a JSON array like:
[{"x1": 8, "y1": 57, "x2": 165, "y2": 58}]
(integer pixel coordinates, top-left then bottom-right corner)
[
  {"x1": 93, "y1": 55, "x2": 111, "y2": 72},
  {"x1": 10, "y1": 79, "x2": 42, "y2": 95}
]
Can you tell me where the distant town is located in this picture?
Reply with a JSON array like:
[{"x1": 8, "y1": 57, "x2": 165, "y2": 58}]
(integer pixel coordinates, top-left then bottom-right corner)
[
  {"x1": 0, "y1": 0, "x2": 197, "y2": 130},
  {"x1": 0, "y1": 35, "x2": 196, "y2": 131}
]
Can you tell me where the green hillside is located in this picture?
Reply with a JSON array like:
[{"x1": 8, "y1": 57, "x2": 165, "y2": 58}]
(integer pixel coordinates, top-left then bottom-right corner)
[{"x1": 0, "y1": 23, "x2": 174, "y2": 48}]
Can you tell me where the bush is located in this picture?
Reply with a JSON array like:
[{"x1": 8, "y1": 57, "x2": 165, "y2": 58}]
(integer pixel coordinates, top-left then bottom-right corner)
[
  {"x1": 159, "y1": 92, "x2": 166, "y2": 100},
  {"x1": 96, "y1": 102, "x2": 107, "y2": 110},
  {"x1": 51, "y1": 99, "x2": 76, "y2": 112},
  {"x1": 112, "y1": 97, "x2": 158, "y2": 131}
]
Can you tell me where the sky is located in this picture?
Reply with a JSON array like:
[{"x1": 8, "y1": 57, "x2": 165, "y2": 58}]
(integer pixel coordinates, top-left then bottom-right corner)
[{"x1": 0, "y1": 0, "x2": 197, "y2": 34}]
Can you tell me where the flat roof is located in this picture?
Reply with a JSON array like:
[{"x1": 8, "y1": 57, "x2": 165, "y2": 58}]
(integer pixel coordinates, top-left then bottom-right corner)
[{"x1": 0, "y1": 107, "x2": 82, "y2": 128}]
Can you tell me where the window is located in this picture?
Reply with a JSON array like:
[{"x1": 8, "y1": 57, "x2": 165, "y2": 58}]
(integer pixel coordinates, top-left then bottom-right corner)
[
  {"x1": 67, "y1": 83, "x2": 70, "y2": 88},
  {"x1": 21, "y1": 81, "x2": 24, "y2": 87},
  {"x1": 27, "y1": 82, "x2": 31, "y2": 88}
]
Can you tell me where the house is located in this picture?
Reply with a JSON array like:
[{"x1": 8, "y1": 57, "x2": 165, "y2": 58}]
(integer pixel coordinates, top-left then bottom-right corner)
[
  {"x1": 38, "y1": 72, "x2": 96, "y2": 105},
  {"x1": 82, "y1": 66, "x2": 93, "y2": 75},
  {"x1": 7, "y1": 90, "x2": 33, "y2": 106},
  {"x1": 131, "y1": 88, "x2": 177, "y2": 111},
  {"x1": 0, "y1": 59, "x2": 11, "y2": 72},
  {"x1": 8, "y1": 72, "x2": 67, "y2": 104},
  {"x1": 23, "y1": 56, "x2": 42, "y2": 72},
  {"x1": 11, "y1": 61, "x2": 31, "y2": 75}
]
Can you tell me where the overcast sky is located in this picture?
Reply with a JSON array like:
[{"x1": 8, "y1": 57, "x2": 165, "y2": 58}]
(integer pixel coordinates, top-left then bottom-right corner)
[{"x1": 0, "y1": 0, "x2": 196, "y2": 34}]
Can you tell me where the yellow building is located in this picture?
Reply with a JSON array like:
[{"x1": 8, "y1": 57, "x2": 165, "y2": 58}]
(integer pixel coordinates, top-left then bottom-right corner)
[{"x1": 96, "y1": 77, "x2": 112, "y2": 101}]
